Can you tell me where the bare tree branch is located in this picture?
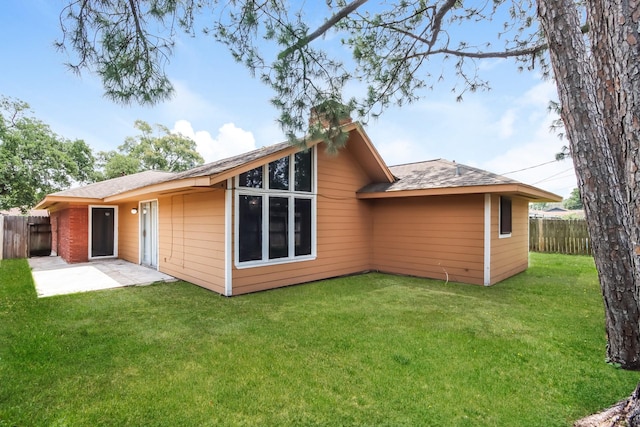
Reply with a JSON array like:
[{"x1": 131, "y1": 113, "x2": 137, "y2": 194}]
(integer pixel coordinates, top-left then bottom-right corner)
[
  {"x1": 279, "y1": 0, "x2": 370, "y2": 58},
  {"x1": 410, "y1": 44, "x2": 548, "y2": 60},
  {"x1": 427, "y1": 0, "x2": 458, "y2": 50}
]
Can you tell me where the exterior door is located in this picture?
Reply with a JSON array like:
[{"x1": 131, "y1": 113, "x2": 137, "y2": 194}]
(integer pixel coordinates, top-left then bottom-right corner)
[
  {"x1": 91, "y1": 207, "x2": 115, "y2": 258},
  {"x1": 140, "y1": 201, "x2": 158, "y2": 268}
]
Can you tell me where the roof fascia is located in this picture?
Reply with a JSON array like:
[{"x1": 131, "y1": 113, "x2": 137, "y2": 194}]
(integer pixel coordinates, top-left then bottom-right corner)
[
  {"x1": 346, "y1": 123, "x2": 395, "y2": 183},
  {"x1": 35, "y1": 196, "x2": 104, "y2": 209},
  {"x1": 103, "y1": 176, "x2": 212, "y2": 202},
  {"x1": 207, "y1": 123, "x2": 395, "y2": 187},
  {"x1": 107, "y1": 142, "x2": 316, "y2": 199},
  {"x1": 357, "y1": 183, "x2": 562, "y2": 201},
  {"x1": 208, "y1": 142, "x2": 318, "y2": 186}
]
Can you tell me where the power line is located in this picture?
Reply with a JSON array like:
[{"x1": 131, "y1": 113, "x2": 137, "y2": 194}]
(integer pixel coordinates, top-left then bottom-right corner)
[
  {"x1": 500, "y1": 159, "x2": 561, "y2": 175},
  {"x1": 532, "y1": 167, "x2": 575, "y2": 185}
]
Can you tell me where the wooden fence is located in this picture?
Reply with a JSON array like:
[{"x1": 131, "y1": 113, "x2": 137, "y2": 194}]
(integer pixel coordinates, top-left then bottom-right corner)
[
  {"x1": 529, "y1": 218, "x2": 591, "y2": 255},
  {"x1": 0, "y1": 216, "x2": 51, "y2": 260}
]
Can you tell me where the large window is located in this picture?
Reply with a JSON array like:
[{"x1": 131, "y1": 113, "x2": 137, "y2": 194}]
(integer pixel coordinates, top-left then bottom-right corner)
[
  {"x1": 499, "y1": 196, "x2": 512, "y2": 236},
  {"x1": 236, "y1": 148, "x2": 315, "y2": 266}
]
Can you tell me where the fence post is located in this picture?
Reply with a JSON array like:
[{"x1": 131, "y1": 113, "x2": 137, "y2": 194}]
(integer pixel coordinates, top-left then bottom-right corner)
[{"x1": 538, "y1": 217, "x2": 544, "y2": 252}]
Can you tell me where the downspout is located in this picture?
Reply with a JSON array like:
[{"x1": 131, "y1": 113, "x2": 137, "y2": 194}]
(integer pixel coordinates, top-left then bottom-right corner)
[
  {"x1": 484, "y1": 194, "x2": 491, "y2": 285},
  {"x1": 224, "y1": 178, "x2": 233, "y2": 296}
]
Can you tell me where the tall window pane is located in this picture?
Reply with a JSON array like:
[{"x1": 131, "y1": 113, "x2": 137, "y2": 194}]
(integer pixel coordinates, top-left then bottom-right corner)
[
  {"x1": 239, "y1": 167, "x2": 263, "y2": 188},
  {"x1": 269, "y1": 157, "x2": 289, "y2": 190},
  {"x1": 239, "y1": 195, "x2": 262, "y2": 262},
  {"x1": 500, "y1": 196, "x2": 512, "y2": 235},
  {"x1": 269, "y1": 197, "x2": 289, "y2": 259},
  {"x1": 294, "y1": 150, "x2": 312, "y2": 192},
  {"x1": 295, "y1": 198, "x2": 312, "y2": 256}
]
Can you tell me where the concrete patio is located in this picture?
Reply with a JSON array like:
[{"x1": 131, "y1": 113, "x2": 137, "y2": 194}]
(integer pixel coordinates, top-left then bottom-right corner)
[{"x1": 28, "y1": 256, "x2": 176, "y2": 298}]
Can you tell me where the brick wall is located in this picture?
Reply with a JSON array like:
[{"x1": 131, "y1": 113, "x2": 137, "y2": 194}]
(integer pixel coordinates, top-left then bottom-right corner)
[
  {"x1": 50, "y1": 214, "x2": 58, "y2": 256},
  {"x1": 54, "y1": 206, "x2": 89, "y2": 263}
]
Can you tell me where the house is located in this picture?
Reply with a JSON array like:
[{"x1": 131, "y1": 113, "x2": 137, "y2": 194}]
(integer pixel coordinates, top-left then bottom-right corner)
[{"x1": 36, "y1": 121, "x2": 561, "y2": 295}]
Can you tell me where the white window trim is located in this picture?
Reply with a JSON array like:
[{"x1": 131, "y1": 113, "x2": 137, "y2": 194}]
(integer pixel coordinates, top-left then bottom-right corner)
[
  {"x1": 138, "y1": 199, "x2": 159, "y2": 269},
  {"x1": 234, "y1": 148, "x2": 317, "y2": 269},
  {"x1": 224, "y1": 178, "x2": 233, "y2": 296},
  {"x1": 88, "y1": 205, "x2": 119, "y2": 260},
  {"x1": 499, "y1": 196, "x2": 512, "y2": 239},
  {"x1": 484, "y1": 194, "x2": 491, "y2": 286}
]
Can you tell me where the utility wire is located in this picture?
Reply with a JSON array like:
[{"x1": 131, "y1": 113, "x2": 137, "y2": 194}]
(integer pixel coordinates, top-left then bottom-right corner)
[
  {"x1": 500, "y1": 159, "x2": 561, "y2": 175},
  {"x1": 532, "y1": 167, "x2": 575, "y2": 185}
]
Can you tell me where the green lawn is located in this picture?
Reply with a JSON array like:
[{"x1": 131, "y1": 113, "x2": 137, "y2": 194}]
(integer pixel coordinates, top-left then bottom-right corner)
[{"x1": 1, "y1": 254, "x2": 638, "y2": 426}]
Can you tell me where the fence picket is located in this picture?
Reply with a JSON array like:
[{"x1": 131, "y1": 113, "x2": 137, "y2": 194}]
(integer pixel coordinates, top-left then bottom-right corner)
[
  {"x1": 1, "y1": 216, "x2": 51, "y2": 259},
  {"x1": 529, "y1": 218, "x2": 591, "y2": 255}
]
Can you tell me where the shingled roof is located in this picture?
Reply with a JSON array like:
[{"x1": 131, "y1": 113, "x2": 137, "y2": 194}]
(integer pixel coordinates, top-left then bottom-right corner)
[
  {"x1": 49, "y1": 170, "x2": 176, "y2": 199},
  {"x1": 358, "y1": 159, "x2": 520, "y2": 193},
  {"x1": 173, "y1": 141, "x2": 293, "y2": 180},
  {"x1": 38, "y1": 124, "x2": 560, "y2": 207}
]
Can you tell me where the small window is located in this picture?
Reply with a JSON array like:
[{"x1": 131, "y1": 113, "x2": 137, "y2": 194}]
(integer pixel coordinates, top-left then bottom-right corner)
[
  {"x1": 239, "y1": 195, "x2": 263, "y2": 262},
  {"x1": 239, "y1": 167, "x2": 263, "y2": 188},
  {"x1": 294, "y1": 150, "x2": 312, "y2": 192},
  {"x1": 500, "y1": 196, "x2": 512, "y2": 236},
  {"x1": 295, "y1": 198, "x2": 312, "y2": 256},
  {"x1": 269, "y1": 197, "x2": 289, "y2": 259},
  {"x1": 269, "y1": 157, "x2": 290, "y2": 190}
]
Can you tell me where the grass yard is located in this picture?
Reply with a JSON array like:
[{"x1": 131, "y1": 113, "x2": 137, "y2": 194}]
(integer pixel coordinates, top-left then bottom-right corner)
[{"x1": 1, "y1": 253, "x2": 639, "y2": 426}]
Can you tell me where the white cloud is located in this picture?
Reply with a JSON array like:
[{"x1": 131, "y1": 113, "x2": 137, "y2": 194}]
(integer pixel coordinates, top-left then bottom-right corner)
[
  {"x1": 520, "y1": 80, "x2": 558, "y2": 109},
  {"x1": 162, "y1": 80, "x2": 225, "y2": 123},
  {"x1": 172, "y1": 120, "x2": 256, "y2": 163},
  {"x1": 378, "y1": 138, "x2": 421, "y2": 166},
  {"x1": 481, "y1": 116, "x2": 576, "y2": 198},
  {"x1": 478, "y1": 58, "x2": 505, "y2": 71},
  {"x1": 496, "y1": 109, "x2": 516, "y2": 139}
]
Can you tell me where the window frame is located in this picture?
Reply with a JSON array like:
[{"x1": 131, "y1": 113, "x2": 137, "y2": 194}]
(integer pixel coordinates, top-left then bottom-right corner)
[
  {"x1": 499, "y1": 196, "x2": 512, "y2": 238},
  {"x1": 234, "y1": 148, "x2": 317, "y2": 268}
]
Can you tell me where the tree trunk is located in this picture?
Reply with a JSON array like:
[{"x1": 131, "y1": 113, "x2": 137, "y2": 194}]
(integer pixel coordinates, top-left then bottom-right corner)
[
  {"x1": 536, "y1": 0, "x2": 640, "y2": 368},
  {"x1": 574, "y1": 383, "x2": 640, "y2": 426}
]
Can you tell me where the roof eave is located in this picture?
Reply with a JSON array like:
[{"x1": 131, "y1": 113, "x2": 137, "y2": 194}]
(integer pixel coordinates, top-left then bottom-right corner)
[
  {"x1": 207, "y1": 143, "x2": 316, "y2": 186},
  {"x1": 104, "y1": 176, "x2": 214, "y2": 202},
  {"x1": 35, "y1": 196, "x2": 105, "y2": 210},
  {"x1": 357, "y1": 183, "x2": 562, "y2": 201},
  {"x1": 346, "y1": 123, "x2": 395, "y2": 183}
]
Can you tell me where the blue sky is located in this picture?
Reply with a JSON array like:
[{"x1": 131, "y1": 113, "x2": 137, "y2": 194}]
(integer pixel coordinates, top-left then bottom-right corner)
[{"x1": 0, "y1": 1, "x2": 576, "y2": 198}]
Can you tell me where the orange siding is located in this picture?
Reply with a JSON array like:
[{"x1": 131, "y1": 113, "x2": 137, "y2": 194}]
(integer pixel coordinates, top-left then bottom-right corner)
[
  {"x1": 158, "y1": 189, "x2": 226, "y2": 294},
  {"x1": 231, "y1": 145, "x2": 374, "y2": 295},
  {"x1": 490, "y1": 196, "x2": 529, "y2": 284},
  {"x1": 118, "y1": 202, "x2": 139, "y2": 263},
  {"x1": 371, "y1": 195, "x2": 485, "y2": 285}
]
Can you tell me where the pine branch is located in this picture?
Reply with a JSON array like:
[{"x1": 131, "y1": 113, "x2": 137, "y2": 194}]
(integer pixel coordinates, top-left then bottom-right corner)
[{"x1": 279, "y1": 0, "x2": 369, "y2": 58}]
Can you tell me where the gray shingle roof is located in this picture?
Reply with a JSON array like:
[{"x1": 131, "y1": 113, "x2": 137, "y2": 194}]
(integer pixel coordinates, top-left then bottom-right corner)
[
  {"x1": 50, "y1": 170, "x2": 176, "y2": 199},
  {"x1": 174, "y1": 141, "x2": 293, "y2": 179},
  {"x1": 358, "y1": 159, "x2": 519, "y2": 193},
  {"x1": 47, "y1": 142, "x2": 296, "y2": 200}
]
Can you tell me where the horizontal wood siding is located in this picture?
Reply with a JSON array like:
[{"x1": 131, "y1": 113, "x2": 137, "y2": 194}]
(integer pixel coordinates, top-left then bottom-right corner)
[
  {"x1": 372, "y1": 195, "x2": 485, "y2": 285},
  {"x1": 118, "y1": 202, "x2": 139, "y2": 264},
  {"x1": 232, "y1": 145, "x2": 374, "y2": 295},
  {"x1": 490, "y1": 196, "x2": 529, "y2": 284},
  {"x1": 158, "y1": 190, "x2": 226, "y2": 294}
]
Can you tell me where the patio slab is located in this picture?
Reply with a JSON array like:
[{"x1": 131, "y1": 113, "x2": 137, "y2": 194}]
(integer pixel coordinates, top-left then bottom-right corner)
[{"x1": 28, "y1": 256, "x2": 176, "y2": 298}]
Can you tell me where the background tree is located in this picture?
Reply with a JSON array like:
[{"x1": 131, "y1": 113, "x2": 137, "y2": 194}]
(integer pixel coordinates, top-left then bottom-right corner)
[
  {"x1": 97, "y1": 151, "x2": 140, "y2": 179},
  {"x1": 530, "y1": 202, "x2": 550, "y2": 211},
  {"x1": 98, "y1": 119, "x2": 204, "y2": 180},
  {"x1": 0, "y1": 96, "x2": 98, "y2": 212},
  {"x1": 563, "y1": 188, "x2": 583, "y2": 210},
  {"x1": 56, "y1": 0, "x2": 640, "y2": 412}
]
